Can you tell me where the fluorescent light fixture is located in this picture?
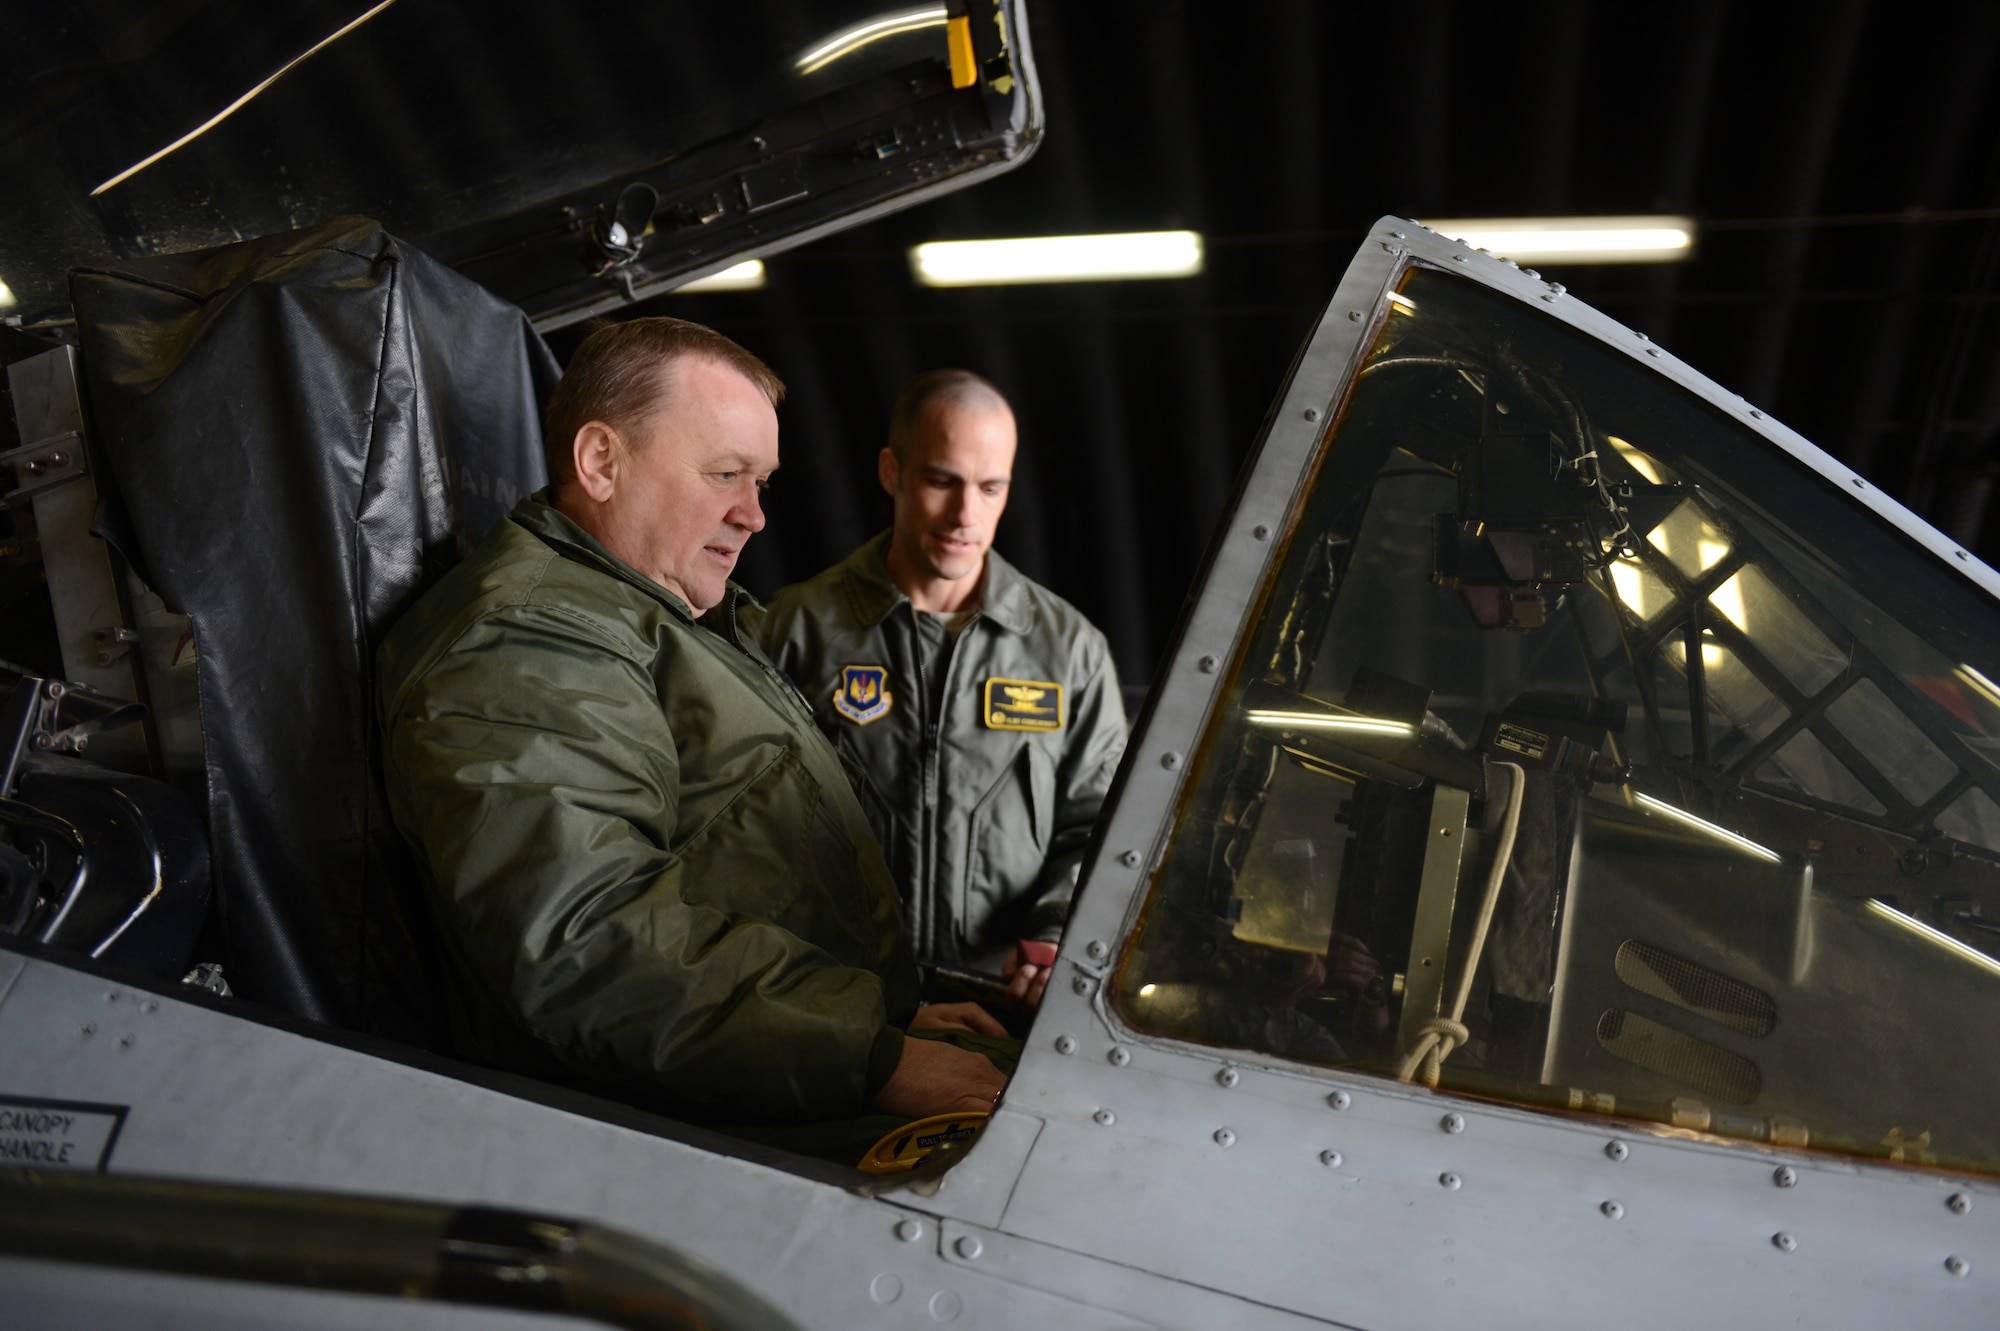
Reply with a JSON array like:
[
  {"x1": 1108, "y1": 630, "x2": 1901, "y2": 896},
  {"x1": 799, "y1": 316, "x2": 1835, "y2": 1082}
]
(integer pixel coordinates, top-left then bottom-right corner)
[
  {"x1": 1959, "y1": 665, "x2": 2000, "y2": 711},
  {"x1": 92, "y1": 0, "x2": 404, "y2": 196},
  {"x1": 1633, "y1": 792, "x2": 1781, "y2": 863},
  {"x1": 911, "y1": 231, "x2": 1205, "y2": 286},
  {"x1": 1387, "y1": 292, "x2": 1418, "y2": 314},
  {"x1": 1421, "y1": 216, "x2": 1695, "y2": 265},
  {"x1": 1245, "y1": 710, "x2": 1414, "y2": 737},
  {"x1": 1866, "y1": 899, "x2": 2000, "y2": 979},
  {"x1": 0, "y1": 277, "x2": 14, "y2": 310},
  {"x1": 796, "y1": 5, "x2": 947, "y2": 75},
  {"x1": 672, "y1": 260, "x2": 766, "y2": 293}
]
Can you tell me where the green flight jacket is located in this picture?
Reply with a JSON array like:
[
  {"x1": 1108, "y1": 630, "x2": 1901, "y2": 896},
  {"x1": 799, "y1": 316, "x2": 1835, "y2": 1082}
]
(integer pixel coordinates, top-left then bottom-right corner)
[
  {"x1": 377, "y1": 494, "x2": 917, "y2": 1124},
  {"x1": 749, "y1": 533, "x2": 1126, "y2": 972}
]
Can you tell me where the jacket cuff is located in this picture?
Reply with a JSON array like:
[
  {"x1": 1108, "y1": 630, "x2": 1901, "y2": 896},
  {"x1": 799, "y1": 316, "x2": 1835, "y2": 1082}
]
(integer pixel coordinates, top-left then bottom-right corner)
[{"x1": 864, "y1": 1023, "x2": 907, "y2": 1101}]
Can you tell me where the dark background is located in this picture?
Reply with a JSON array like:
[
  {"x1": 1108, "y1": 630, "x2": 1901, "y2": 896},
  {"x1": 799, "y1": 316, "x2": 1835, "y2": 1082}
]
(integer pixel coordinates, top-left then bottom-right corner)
[{"x1": 551, "y1": 0, "x2": 2000, "y2": 697}]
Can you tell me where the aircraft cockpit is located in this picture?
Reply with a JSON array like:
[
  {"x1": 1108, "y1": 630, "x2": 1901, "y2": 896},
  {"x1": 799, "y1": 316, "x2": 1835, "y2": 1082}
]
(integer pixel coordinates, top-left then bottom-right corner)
[{"x1": 1114, "y1": 263, "x2": 2000, "y2": 1175}]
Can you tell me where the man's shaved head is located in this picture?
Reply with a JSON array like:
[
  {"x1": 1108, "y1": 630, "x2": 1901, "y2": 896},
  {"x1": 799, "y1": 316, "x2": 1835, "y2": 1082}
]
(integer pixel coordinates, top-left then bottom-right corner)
[{"x1": 886, "y1": 368, "x2": 1011, "y2": 466}]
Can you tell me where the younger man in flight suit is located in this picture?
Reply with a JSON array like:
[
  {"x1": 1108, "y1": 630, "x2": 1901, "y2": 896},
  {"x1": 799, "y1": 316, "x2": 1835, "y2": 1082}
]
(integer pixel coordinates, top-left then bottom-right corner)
[{"x1": 752, "y1": 370, "x2": 1127, "y2": 1009}]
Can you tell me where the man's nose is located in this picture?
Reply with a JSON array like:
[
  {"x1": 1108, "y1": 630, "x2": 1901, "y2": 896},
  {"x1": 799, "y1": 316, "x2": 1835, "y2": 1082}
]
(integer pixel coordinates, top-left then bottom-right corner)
[
  {"x1": 732, "y1": 484, "x2": 766, "y2": 533},
  {"x1": 951, "y1": 485, "x2": 979, "y2": 526}
]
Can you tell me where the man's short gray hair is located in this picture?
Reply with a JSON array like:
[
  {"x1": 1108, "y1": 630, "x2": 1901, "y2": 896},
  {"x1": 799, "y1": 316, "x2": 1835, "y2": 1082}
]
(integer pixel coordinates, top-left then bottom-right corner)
[{"x1": 887, "y1": 369, "x2": 1011, "y2": 466}]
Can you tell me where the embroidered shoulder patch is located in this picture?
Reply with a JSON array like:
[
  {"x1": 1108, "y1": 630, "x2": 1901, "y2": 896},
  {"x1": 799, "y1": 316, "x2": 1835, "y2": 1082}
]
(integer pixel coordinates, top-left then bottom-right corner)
[
  {"x1": 984, "y1": 676, "x2": 1063, "y2": 731},
  {"x1": 833, "y1": 665, "x2": 893, "y2": 724}
]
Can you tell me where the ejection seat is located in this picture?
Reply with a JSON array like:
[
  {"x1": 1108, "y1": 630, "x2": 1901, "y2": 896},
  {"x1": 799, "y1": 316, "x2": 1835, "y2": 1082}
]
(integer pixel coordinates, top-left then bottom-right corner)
[{"x1": 49, "y1": 217, "x2": 557, "y2": 1044}]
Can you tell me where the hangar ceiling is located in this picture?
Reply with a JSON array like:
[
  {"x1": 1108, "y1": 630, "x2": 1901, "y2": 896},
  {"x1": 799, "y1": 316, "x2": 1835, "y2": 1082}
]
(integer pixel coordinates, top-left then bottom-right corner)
[{"x1": 570, "y1": 0, "x2": 2000, "y2": 695}]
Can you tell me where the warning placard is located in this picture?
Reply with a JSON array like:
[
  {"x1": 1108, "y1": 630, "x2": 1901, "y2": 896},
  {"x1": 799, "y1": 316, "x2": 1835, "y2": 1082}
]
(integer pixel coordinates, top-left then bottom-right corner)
[{"x1": 0, "y1": 1096, "x2": 127, "y2": 1172}]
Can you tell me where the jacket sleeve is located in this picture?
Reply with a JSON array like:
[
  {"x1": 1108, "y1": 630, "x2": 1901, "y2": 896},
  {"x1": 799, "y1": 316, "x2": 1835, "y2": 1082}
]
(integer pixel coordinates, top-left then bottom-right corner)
[
  {"x1": 1027, "y1": 630, "x2": 1128, "y2": 938},
  {"x1": 382, "y1": 605, "x2": 903, "y2": 1121}
]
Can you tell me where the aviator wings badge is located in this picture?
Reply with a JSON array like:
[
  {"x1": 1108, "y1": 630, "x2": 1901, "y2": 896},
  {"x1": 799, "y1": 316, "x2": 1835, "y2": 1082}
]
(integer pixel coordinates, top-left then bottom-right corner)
[
  {"x1": 984, "y1": 676, "x2": 1064, "y2": 731},
  {"x1": 834, "y1": 665, "x2": 893, "y2": 725}
]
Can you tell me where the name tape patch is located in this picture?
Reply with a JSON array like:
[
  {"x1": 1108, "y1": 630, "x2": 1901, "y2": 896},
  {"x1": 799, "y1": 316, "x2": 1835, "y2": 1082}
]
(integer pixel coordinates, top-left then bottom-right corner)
[
  {"x1": 833, "y1": 665, "x2": 893, "y2": 725},
  {"x1": 984, "y1": 676, "x2": 1064, "y2": 732},
  {"x1": 0, "y1": 1095, "x2": 127, "y2": 1172}
]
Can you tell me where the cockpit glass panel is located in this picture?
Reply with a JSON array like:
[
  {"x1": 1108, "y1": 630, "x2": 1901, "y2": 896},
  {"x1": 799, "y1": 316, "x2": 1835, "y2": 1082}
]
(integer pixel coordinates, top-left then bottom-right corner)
[
  {"x1": 1115, "y1": 265, "x2": 2000, "y2": 1175},
  {"x1": 2, "y1": 1, "x2": 963, "y2": 317}
]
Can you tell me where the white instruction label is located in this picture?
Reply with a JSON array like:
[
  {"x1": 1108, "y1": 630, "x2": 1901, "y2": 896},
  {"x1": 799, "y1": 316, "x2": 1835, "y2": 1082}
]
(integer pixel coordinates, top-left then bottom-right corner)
[{"x1": 0, "y1": 1096, "x2": 126, "y2": 1171}]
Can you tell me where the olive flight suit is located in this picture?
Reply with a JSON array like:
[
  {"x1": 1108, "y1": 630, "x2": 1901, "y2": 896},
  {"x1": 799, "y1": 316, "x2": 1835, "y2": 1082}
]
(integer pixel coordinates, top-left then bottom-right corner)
[
  {"x1": 378, "y1": 494, "x2": 926, "y2": 1142},
  {"x1": 750, "y1": 533, "x2": 1127, "y2": 974}
]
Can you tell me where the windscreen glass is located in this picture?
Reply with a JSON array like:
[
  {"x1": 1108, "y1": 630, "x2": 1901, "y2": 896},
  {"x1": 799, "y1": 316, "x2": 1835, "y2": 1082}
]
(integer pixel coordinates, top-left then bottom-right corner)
[
  {"x1": 1, "y1": 1, "x2": 955, "y2": 317},
  {"x1": 1115, "y1": 265, "x2": 2000, "y2": 1175}
]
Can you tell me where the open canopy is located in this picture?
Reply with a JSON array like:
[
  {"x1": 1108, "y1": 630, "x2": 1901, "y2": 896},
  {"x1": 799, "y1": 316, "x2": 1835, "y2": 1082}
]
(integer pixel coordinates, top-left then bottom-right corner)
[{"x1": 2, "y1": 0, "x2": 1040, "y2": 328}]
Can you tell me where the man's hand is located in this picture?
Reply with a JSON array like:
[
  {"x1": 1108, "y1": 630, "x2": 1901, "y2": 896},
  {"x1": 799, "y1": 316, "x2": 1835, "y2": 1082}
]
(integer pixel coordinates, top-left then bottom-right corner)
[
  {"x1": 909, "y1": 1000, "x2": 1009, "y2": 1037},
  {"x1": 871, "y1": 1035, "x2": 1007, "y2": 1117},
  {"x1": 1001, "y1": 940, "x2": 1055, "y2": 1011}
]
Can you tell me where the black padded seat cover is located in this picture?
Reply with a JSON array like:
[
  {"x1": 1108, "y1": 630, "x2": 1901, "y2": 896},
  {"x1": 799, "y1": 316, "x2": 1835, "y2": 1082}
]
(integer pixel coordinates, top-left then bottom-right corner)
[{"x1": 70, "y1": 217, "x2": 558, "y2": 1040}]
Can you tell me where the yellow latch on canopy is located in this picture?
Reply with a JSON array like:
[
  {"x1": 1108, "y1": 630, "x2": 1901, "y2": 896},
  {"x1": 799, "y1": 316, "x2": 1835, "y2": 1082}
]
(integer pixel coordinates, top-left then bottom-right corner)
[{"x1": 947, "y1": 15, "x2": 977, "y2": 88}]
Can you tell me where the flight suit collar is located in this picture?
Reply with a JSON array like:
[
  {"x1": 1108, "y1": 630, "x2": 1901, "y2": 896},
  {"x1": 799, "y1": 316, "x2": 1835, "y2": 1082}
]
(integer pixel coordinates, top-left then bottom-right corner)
[
  {"x1": 509, "y1": 490, "x2": 758, "y2": 628},
  {"x1": 841, "y1": 530, "x2": 1035, "y2": 635}
]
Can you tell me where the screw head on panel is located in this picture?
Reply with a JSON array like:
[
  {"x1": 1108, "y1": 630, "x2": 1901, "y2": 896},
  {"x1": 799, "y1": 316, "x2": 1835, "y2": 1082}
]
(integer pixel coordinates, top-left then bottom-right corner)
[
  {"x1": 1214, "y1": 1128, "x2": 1236, "y2": 1148},
  {"x1": 1093, "y1": 1109, "x2": 1116, "y2": 1127},
  {"x1": 1601, "y1": 1200, "x2": 1624, "y2": 1220},
  {"x1": 1252, "y1": 525, "x2": 1272, "y2": 541},
  {"x1": 1774, "y1": 1166, "x2": 1798, "y2": 1189},
  {"x1": 1197, "y1": 655, "x2": 1220, "y2": 673},
  {"x1": 1119, "y1": 850, "x2": 1142, "y2": 868},
  {"x1": 895, "y1": 1219, "x2": 925, "y2": 1242},
  {"x1": 1328, "y1": 1090, "x2": 1352, "y2": 1111},
  {"x1": 1605, "y1": 1140, "x2": 1629, "y2": 1162},
  {"x1": 1160, "y1": 751, "x2": 1182, "y2": 770},
  {"x1": 1946, "y1": 1255, "x2": 1970, "y2": 1277},
  {"x1": 1304, "y1": 406, "x2": 1321, "y2": 421},
  {"x1": 1054, "y1": 1034, "x2": 1077, "y2": 1055},
  {"x1": 1108, "y1": 1046, "x2": 1131, "y2": 1067},
  {"x1": 954, "y1": 1235, "x2": 983, "y2": 1260},
  {"x1": 1348, "y1": 311, "x2": 1363, "y2": 321},
  {"x1": 1071, "y1": 976, "x2": 1093, "y2": 996},
  {"x1": 1216, "y1": 1067, "x2": 1239, "y2": 1088},
  {"x1": 1772, "y1": 1232, "x2": 1797, "y2": 1253},
  {"x1": 1319, "y1": 1149, "x2": 1343, "y2": 1167},
  {"x1": 1439, "y1": 1172, "x2": 1462, "y2": 1191},
  {"x1": 1441, "y1": 1113, "x2": 1465, "y2": 1134},
  {"x1": 1086, "y1": 939, "x2": 1108, "y2": 960},
  {"x1": 1948, "y1": 1192, "x2": 1972, "y2": 1215}
]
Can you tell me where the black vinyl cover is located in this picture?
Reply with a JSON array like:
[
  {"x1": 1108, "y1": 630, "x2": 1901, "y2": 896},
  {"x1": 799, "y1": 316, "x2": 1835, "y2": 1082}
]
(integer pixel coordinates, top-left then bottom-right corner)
[{"x1": 71, "y1": 218, "x2": 558, "y2": 1040}]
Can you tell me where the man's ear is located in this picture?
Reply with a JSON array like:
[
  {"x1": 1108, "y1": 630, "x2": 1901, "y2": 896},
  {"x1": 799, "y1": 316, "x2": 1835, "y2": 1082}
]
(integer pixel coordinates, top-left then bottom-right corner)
[
  {"x1": 877, "y1": 446, "x2": 900, "y2": 499},
  {"x1": 572, "y1": 422, "x2": 621, "y2": 503}
]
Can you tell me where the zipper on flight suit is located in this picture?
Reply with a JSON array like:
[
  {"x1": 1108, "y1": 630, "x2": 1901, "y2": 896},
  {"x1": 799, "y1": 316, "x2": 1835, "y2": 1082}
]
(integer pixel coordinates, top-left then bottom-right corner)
[
  {"x1": 908, "y1": 604, "x2": 936, "y2": 957},
  {"x1": 909, "y1": 604, "x2": 975, "y2": 964}
]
